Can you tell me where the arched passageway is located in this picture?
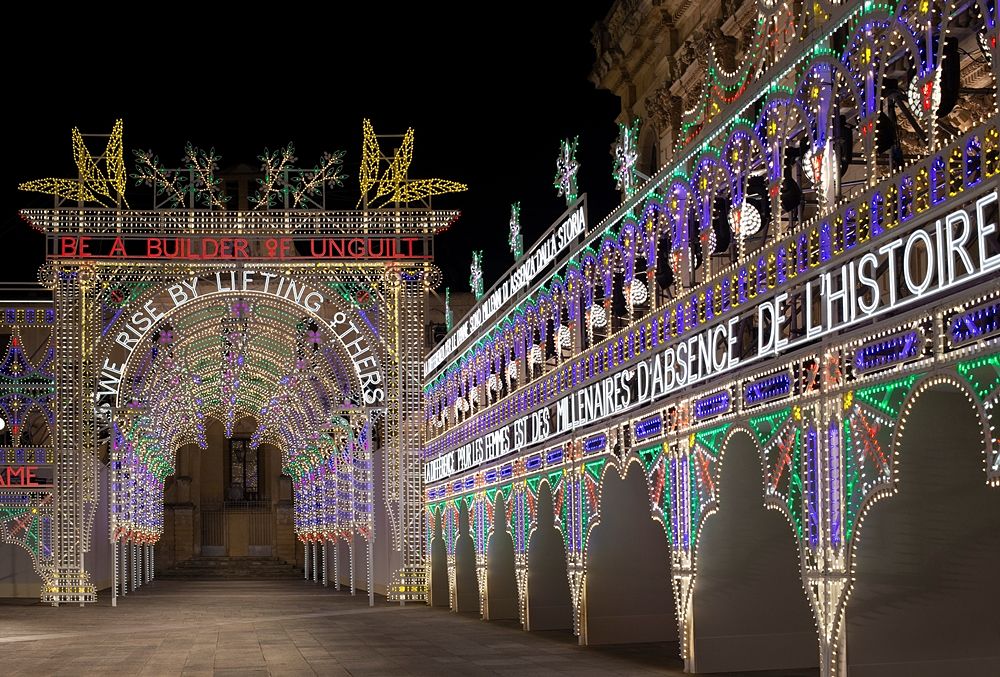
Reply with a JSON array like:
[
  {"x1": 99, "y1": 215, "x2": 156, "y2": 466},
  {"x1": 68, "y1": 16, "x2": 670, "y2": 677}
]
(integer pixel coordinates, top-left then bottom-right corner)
[
  {"x1": 526, "y1": 482, "x2": 572, "y2": 631},
  {"x1": 691, "y1": 431, "x2": 817, "y2": 672},
  {"x1": 485, "y1": 495, "x2": 517, "y2": 620},
  {"x1": 429, "y1": 510, "x2": 449, "y2": 607},
  {"x1": 454, "y1": 504, "x2": 479, "y2": 613},
  {"x1": 583, "y1": 462, "x2": 675, "y2": 645},
  {"x1": 847, "y1": 386, "x2": 1000, "y2": 676}
]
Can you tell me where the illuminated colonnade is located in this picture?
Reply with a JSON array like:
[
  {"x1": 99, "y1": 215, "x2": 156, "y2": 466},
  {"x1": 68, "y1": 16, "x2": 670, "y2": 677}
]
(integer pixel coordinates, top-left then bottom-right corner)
[{"x1": 422, "y1": 1, "x2": 999, "y2": 674}]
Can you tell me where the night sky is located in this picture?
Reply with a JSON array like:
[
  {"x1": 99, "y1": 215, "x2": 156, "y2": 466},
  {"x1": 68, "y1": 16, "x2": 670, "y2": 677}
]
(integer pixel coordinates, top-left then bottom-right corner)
[{"x1": 6, "y1": 8, "x2": 621, "y2": 293}]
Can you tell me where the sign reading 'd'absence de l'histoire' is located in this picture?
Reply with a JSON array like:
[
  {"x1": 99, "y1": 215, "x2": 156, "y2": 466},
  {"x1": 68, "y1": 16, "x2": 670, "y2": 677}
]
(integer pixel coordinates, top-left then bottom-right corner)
[{"x1": 424, "y1": 189, "x2": 1000, "y2": 484}]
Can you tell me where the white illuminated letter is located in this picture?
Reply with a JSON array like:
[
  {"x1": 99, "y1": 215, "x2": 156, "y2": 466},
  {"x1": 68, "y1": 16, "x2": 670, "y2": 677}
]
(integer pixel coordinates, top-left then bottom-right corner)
[
  {"x1": 976, "y1": 192, "x2": 1000, "y2": 273},
  {"x1": 856, "y1": 252, "x2": 880, "y2": 315},
  {"x1": 903, "y1": 229, "x2": 934, "y2": 297}
]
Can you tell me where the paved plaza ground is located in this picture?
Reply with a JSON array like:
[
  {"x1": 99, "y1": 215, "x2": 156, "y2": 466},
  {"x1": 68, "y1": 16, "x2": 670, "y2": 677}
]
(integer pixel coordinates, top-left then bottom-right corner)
[{"x1": 0, "y1": 579, "x2": 819, "y2": 676}]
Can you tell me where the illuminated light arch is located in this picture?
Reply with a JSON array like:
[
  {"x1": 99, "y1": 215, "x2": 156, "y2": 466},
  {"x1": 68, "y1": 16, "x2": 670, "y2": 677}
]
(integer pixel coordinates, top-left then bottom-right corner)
[
  {"x1": 833, "y1": 371, "x2": 1000, "y2": 672},
  {"x1": 101, "y1": 285, "x2": 382, "y2": 557},
  {"x1": 478, "y1": 489, "x2": 517, "y2": 620},
  {"x1": 722, "y1": 124, "x2": 767, "y2": 197},
  {"x1": 426, "y1": 502, "x2": 449, "y2": 607},
  {"x1": 635, "y1": 196, "x2": 665, "y2": 268},
  {"x1": 451, "y1": 494, "x2": 479, "y2": 613},
  {"x1": 101, "y1": 273, "x2": 382, "y2": 440},
  {"x1": 581, "y1": 454, "x2": 647, "y2": 545},
  {"x1": 685, "y1": 425, "x2": 819, "y2": 672},
  {"x1": 579, "y1": 453, "x2": 675, "y2": 645}
]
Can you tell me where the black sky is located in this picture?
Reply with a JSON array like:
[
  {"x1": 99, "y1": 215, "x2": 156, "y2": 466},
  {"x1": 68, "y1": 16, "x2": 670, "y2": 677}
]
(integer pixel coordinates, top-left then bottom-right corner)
[{"x1": 6, "y1": 8, "x2": 621, "y2": 292}]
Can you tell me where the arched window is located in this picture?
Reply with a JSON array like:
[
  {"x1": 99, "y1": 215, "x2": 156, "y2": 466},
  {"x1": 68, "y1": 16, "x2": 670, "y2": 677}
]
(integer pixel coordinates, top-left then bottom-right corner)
[{"x1": 228, "y1": 438, "x2": 260, "y2": 501}]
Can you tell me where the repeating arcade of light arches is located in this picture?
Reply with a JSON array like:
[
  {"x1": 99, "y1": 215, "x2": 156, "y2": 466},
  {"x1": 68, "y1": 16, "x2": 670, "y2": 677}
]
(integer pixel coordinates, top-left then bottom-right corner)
[
  {"x1": 95, "y1": 269, "x2": 384, "y2": 555},
  {"x1": 423, "y1": 0, "x2": 999, "y2": 436},
  {"x1": 427, "y1": 354, "x2": 1000, "y2": 660}
]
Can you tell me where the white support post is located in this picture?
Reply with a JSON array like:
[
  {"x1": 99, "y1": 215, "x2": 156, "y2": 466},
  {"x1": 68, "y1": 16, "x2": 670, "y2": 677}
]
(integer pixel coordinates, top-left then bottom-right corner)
[
  {"x1": 304, "y1": 540, "x2": 310, "y2": 580},
  {"x1": 323, "y1": 541, "x2": 328, "y2": 586},
  {"x1": 111, "y1": 541, "x2": 118, "y2": 607},
  {"x1": 333, "y1": 539, "x2": 340, "y2": 591},
  {"x1": 349, "y1": 534, "x2": 356, "y2": 596},
  {"x1": 121, "y1": 544, "x2": 128, "y2": 596},
  {"x1": 368, "y1": 533, "x2": 374, "y2": 608}
]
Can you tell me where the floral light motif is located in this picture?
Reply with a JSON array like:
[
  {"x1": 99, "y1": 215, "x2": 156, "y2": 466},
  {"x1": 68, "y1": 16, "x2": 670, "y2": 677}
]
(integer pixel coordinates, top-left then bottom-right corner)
[
  {"x1": 19, "y1": 120, "x2": 128, "y2": 207},
  {"x1": 613, "y1": 118, "x2": 641, "y2": 197},
  {"x1": 444, "y1": 288, "x2": 454, "y2": 331},
  {"x1": 509, "y1": 202, "x2": 523, "y2": 259},
  {"x1": 553, "y1": 136, "x2": 580, "y2": 205},
  {"x1": 470, "y1": 251, "x2": 484, "y2": 300},
  {"x1": 357, "y1": 118, "x2": 467, "y2": 208}
]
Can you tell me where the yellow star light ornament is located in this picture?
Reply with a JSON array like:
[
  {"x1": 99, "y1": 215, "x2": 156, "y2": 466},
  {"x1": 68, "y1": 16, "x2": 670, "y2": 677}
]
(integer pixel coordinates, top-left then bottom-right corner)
[
  {"x1": 19, "y1": 120, "x2": 129, "y2": 208},
  {"x1": 356, "y1": 119, "x2": 466, "y2": 208}
]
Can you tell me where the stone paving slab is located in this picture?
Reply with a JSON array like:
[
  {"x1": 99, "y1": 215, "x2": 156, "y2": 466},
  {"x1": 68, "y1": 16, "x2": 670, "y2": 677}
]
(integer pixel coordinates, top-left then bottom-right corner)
[{"x1": 0, "y1": 580, "x2": 819, "y2": 676}]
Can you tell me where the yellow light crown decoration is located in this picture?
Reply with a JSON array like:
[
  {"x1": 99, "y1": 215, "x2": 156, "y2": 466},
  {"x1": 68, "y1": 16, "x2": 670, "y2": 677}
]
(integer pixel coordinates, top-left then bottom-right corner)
[
  {"x1": 19, "y1": 119, "x2": 129, "y2": 208},
  {"x1": 356, "y1": 118, "x2": 467, "y2": 208}
]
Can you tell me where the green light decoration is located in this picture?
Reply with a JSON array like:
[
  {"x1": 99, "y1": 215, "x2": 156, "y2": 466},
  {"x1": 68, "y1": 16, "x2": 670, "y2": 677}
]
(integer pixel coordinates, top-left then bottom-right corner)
[
  {"x1": 470, "y1": 250, "x2": 484, "y2": 300},
  {"x1": 509, "y1": 202, "x2": 523, "y2": 259},
  {"x1": 251, "y1": 143, "x2": 347, "y2": 209},
  {"x1": 637, "y1": 445, "x2": 660, "y2": 473},
  {"x1": 553, "y1": 136, "x2": 580, "y2": 206},
  {"x1": 956, "y1": 352, "x2": 1000, "y2": 401},
  {"x1": 613, "y1": 118, "x2": 641, "y2": 197},
  {"x1": 749, "y1": 408, "x2": 792, "y2": 447},
  {"x1": 327, "y1": 280, "x2": 376, "y2": 310},
  {"x1": 444, "y1": 287, "x2": 453, "y2": 331},
  {"x1": 133, "y1": 142, "x2": 229, "y2": 209},
  {"x1": 693, "y1": 422, "x2": 731, "y2": 457},
  {"x1": 853, "y1": 374, "x2": 922, "y2": 419},
  {"x1": 584, "y1": 457, "x2": 606, "y2": 482},
  {"x1": 785, "y1": 427, "x2": 804, "y2": 540}
]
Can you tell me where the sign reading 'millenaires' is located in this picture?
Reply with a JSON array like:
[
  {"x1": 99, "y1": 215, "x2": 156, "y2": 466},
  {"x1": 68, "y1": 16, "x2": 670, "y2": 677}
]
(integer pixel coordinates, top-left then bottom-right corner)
[
  {"x1": 425, "y1": 198, "x2": 588, "y2": 375},
  {"x1": 424, "y1": 189, "x2": 1000, "y2": 484}
]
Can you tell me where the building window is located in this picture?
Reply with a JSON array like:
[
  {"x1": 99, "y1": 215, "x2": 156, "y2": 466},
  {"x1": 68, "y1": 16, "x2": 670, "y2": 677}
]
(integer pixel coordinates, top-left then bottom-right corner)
[{"x1": 228, "y1": 438, "x2": 259, "y2": 501}]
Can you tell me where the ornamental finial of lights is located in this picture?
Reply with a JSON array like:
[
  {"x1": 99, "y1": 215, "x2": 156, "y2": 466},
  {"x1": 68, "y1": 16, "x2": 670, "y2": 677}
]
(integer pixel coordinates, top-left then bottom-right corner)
[
  {"x1": 509, "y1": 202, "x2": 523, "y2": 259},
  {"x1": 250, "y1": 144, "x2": 347, "y2": 209},
  {"x1": 470, "y1": 251, "x2": 484, "y2": 300},
  {"x1": 357, "y1": 118, "x2": 467, "y2": 208},
  {"x1": 444, "y1": 287, "x2": 454, "y2": 331},
  {"x1": 134, "y1": 142, "x2": 229, "y2": 209},
  {"x1": 553, "y1": 136, "x2": 580, "y2": 206},
  {"x1": 613, "y1": 118, "x2": 641, "y2": 198},
  {"x1": 19, "y1": 119, "x2": 129, "y2": 208}
]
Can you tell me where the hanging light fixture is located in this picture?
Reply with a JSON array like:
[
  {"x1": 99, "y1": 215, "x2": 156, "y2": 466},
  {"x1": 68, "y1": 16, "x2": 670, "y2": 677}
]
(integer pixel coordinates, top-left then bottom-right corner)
[{"x1": 629, "y1": 278, "x2": 648, "y2": 305}]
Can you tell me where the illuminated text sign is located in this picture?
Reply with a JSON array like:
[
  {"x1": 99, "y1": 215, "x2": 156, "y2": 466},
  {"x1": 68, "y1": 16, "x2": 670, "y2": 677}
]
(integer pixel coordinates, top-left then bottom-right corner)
[
  {"x1": 52, "y1": 235, "x2": 429, "y2": 261},
  {"x1": 94, "y1": 270, "x2": 386, "y2": 417},
  {"x1": 425, "y1": 200, "x2": 588, "y2": 374},
  {"x1": 0, "y1": 466, "x2": 47, "y2": 487},
  {"x1": 425, "y1": 189, "x2": 999, "y2": 483}
]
